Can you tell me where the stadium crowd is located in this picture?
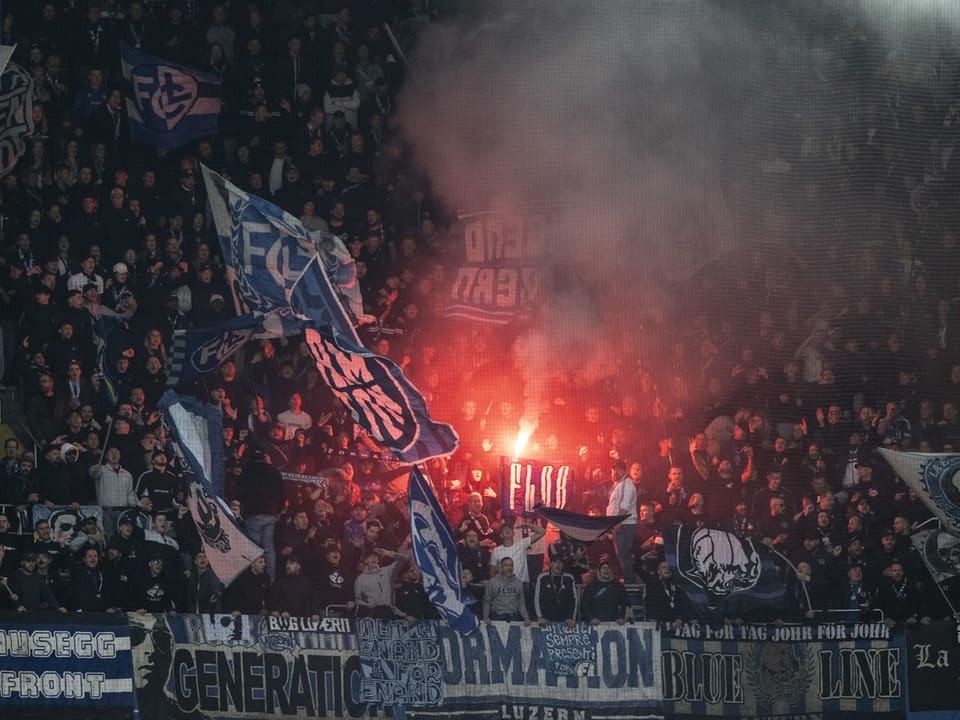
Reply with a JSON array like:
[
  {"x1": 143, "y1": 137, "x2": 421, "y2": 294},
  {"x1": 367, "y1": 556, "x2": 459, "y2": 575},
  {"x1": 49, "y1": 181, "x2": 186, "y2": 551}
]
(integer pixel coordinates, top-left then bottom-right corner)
[{"x1": 0, "y1": 0, "x2": 957, "y2": 627}]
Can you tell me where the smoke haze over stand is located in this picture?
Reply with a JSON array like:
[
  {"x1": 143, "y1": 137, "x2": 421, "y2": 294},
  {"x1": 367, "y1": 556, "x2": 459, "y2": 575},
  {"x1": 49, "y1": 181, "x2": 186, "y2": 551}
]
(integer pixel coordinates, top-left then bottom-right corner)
[{"x1": 396, "y1": 1, "x2": 960, "y2": 446}]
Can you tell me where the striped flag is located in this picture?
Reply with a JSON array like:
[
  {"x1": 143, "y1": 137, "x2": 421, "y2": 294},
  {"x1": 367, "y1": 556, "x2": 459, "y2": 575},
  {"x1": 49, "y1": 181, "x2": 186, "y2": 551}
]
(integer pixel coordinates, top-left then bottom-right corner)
[
  {"x1": 534, "y1": 505, "x2": 628, "y2": 542},
  {"x1": 158, "y1": 390, "x2": 262, "y2": 585},
  {"x1": 409, "y1": 466, "x2": 478, "y2": 635}
]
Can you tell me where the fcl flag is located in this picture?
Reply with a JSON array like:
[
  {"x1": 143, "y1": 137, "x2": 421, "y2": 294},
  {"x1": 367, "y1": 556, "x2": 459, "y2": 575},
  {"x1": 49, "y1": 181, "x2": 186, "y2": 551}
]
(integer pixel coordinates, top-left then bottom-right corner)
[
  {"x1": 158, "y1": 391, "x2": 262, "y2": 585},
  {"x1": 409, "y1": 466, "x2": 479, "y2": 635},
  {"x1": 121, "y1": 43, "x2": 220, "y2": 148}
]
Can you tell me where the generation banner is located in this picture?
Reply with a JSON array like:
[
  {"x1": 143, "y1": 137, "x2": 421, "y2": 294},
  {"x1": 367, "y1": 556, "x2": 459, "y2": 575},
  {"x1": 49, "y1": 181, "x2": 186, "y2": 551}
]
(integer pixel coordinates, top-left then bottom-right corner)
[
  {"x1": 0, "y1": 614, "x2": 137, "y2": 718},
  {"x1": 445, "y1": 214, "x2": 547, "y2": 325},
  {"x1": 660, "y1": 621, "x2": 908, "y2": 719}
]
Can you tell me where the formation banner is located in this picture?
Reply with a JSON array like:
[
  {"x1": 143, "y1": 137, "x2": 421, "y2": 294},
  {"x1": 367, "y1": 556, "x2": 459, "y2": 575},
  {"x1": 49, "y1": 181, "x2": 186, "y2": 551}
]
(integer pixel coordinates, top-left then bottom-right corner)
[
  {"x1": 0, "y1": 615, "x2": 136, "y2": 717},
  {"x1": 660, "y1": 621, "x2": 908, "y2": 718},
  {"x1": 445, "y1": 215, "x2": 546, "y2": 325}
]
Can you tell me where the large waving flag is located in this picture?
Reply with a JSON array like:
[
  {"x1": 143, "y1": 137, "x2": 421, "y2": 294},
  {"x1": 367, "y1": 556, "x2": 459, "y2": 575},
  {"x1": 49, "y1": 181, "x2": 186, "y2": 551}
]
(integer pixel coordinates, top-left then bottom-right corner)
[
  {"x1": 120, "y1": 44, "x2": 220, "y2": 148},
  {"x1": 203, "y1": 164, "x2": 458, "y2": 462},
  {"x1": 878, "y1": 449, "x2": 960, "y2": 535},
  {"x1": 168, "y1": 310, "x2": 307, "y2": 388},
  {"x1": 409, "y1": 466, "x2": 478, "y2": 635},
  {"x1": 663, "y1": 524, "x2": 785, "y2": 617},
  {"x1": 158, "y1": 390, "x2": 262, "y2": 585},
  {"x1": 292, "y1": 256, "x2": 459, "y2": 462}
]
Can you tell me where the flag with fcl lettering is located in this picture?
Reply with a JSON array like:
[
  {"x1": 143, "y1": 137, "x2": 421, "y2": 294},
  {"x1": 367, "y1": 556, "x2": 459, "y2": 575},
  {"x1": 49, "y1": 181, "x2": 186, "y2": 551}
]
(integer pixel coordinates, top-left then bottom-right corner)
[
  {"x1": 202, "y1": 163, "x2": 458, "y2": 462},
  {"x1": 120, "y1": 44, "x2": 220, "y2": 148},
  {"x1": 409, "y1": 466, "x2": 479, "y2": 635}
]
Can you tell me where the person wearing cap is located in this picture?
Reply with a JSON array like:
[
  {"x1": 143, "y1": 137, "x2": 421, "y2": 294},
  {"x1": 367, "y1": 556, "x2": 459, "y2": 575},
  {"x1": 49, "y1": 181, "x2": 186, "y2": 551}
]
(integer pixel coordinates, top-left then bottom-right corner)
[
  {"x1": 103, "y1": 262, "x2": 134, "y2": 310},
  {"x1": 134, "y1": 552, "x2": 179, "y2": 613},
  {"x1": 580, "y1": 556, "x2": 629, "y2": 624},
  {"x1": 12, "y1": 551, "x2": 65, "y2": 613},
  {"x1": 533, "y1": 553, "x2": 578, "y2": 626}
]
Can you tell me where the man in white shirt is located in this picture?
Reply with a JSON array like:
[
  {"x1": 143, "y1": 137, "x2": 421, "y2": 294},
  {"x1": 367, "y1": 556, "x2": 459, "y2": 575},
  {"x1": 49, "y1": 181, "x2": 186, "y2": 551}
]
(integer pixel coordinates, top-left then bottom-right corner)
[
  {"x1": 489, "y1": 522, "x2": 546, "y2": 589},
  {"x1": 276, "y1": 393, "x2": 312, "y2": 440},
  {"x1": 606, "y1": 460, "x2": 639, "y2": 582}
]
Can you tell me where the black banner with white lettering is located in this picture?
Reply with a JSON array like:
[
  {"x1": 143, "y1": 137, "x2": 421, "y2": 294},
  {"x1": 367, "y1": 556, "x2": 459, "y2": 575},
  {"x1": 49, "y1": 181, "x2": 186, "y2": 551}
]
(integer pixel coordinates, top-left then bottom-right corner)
[
  {"x1": 906, "y1": 620, "x2": 960, "y2": 712},
  {"x1": 500, "y1": 457, "x2": 574, "y2": 518}
]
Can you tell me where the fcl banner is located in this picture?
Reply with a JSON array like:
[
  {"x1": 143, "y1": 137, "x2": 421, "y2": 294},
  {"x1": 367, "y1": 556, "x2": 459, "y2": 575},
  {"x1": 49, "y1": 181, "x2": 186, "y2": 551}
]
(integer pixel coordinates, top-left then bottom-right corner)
[
  {"x1": 445, "y1": 214, "x2": 547, "y2": 325},
  {"x1": 500, "y1": 456, "x2": 574, "y2": 517},
  {"x1": 660, "y1": 621, "x2": 907, "y2": 718},
  {"x1": 120, "y1": 43, "x2": 220, "y2": 148},
  {"x1": 878, "y1": 449, "x2": 960, "y2": 535}
]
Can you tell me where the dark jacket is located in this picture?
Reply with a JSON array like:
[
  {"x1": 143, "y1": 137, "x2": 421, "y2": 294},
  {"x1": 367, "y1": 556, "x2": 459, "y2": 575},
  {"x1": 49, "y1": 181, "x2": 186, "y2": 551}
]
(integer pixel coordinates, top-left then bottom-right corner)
[
  {"x1": 580, "y1": 578, "x2": 630, "y2": 621},
  {"x1": 70, "y1": 565, "x2": 112, "y2": 611},
  {"x1": 533, "y1": 571, "x2": 578, "y2": 622},
  {"x1": 223, "y1": 566, "x2": 271, "y2": 614}
]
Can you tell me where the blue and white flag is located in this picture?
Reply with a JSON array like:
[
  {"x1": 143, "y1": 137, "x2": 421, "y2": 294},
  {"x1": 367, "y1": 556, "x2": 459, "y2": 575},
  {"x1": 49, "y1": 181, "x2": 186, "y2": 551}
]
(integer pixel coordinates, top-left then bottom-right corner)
[
  {"x1": 120, "y1": 44, "x2": 220, "y2": 148},
  {"x1": 292, "y1": 256, "x2": 459, "y2": 462},
  {"x1": 158, "y1": 390, "x2": 262, "y2": 585},
  {"x1": 534, "y1": 505, "x2": 627, "y2": 543},
  {"x1": 168, "y1": 310, "x2": 308, "y2": 388},
  {"x1": 879, "y1": 449, "x2": 960, "y2": 535},
  {"x1": 203, "y1": 164, "x2": 369, "y2": 321},
  {"x1": 203, "y1": 163, "x2": 458, "y2": 462},
  {"x1": 203, "y1": 165, "x2": 318, "y2": 313},
  {"x1": 409, "y1": 466, "x2": 478, "y2": 635}
]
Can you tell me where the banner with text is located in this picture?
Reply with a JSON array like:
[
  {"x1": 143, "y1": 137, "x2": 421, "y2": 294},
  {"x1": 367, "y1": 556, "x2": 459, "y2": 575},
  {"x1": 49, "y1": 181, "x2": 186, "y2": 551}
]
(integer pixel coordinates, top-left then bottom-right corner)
[
  {"x1": 413, "y1": 621, "x2": 663, "y2": 720},
  {"x1": 500, "y1": 456, "x2": 575, "y2": 518},
  {"x1": 0, "y1": 615, "x2": 136, "y2": 718},
  {"x1": 906, "y1": 620, "x2": 960, "y2": 715},
  {"x1": 445, "y1": 215, "x2": 547, "y2": 325},
  {"x1": 660, "y1": 621, "x2": 908, "y2": 719}
]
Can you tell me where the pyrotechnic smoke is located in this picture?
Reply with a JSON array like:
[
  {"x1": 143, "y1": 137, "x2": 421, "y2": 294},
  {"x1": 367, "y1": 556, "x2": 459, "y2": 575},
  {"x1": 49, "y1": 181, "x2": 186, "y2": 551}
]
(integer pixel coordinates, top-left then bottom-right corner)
[{"x1": 397, "y1": 0, "x2": 956, "y2": 437}]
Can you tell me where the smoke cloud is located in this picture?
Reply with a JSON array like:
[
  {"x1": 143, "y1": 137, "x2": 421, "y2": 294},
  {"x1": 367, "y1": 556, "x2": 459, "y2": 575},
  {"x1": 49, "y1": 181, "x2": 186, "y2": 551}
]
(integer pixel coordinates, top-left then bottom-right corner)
[{"x1": 396, "y1": 0, "x2": 958, "y2": 439}]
